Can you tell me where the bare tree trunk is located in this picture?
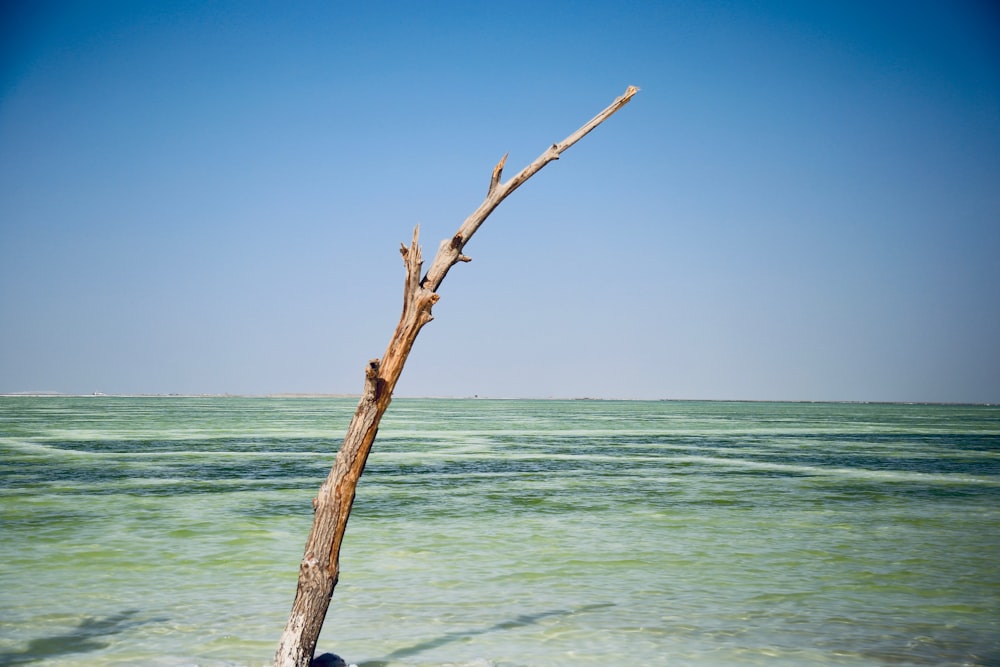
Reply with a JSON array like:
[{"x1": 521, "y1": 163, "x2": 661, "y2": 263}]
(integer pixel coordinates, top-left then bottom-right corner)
[{"x1": 274, "y1": 85, "x2": 638, "y2": 667}]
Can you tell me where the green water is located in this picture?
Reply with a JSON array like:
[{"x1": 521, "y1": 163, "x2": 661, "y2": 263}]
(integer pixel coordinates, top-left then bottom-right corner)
[{"x1": 1, "y1": 397, "x2": 998, "y2": 666}]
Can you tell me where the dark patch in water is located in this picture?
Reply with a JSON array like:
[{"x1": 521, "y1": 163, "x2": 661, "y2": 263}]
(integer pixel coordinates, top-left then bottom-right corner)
[
  {"x1": 0, "y1": 610, "x2": 167, "y2": 664},
  {"x1": 353, "y1": 603, "x2": 615, "y2": 667}
]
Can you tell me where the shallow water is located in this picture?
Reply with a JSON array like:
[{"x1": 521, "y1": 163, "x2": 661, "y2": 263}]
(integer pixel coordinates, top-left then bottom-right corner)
[{"x1": 1, "y1": 397, "x2": 998, "y2": 666}]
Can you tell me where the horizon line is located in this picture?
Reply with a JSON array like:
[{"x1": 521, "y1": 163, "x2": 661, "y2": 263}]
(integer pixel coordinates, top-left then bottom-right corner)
[{"x1": 0, "y1": 392, "x2": 995, "y2": 407}]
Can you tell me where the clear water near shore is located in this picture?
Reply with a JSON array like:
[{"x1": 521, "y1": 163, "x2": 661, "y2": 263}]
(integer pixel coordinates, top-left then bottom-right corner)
[{"x1": 1, "y1": 397, "x2": 998, "y2": 666}]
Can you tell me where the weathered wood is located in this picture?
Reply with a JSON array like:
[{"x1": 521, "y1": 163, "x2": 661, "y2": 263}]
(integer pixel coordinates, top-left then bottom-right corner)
[{"x1": 274, "y1": 85, "x2": 638, "y2": 667}]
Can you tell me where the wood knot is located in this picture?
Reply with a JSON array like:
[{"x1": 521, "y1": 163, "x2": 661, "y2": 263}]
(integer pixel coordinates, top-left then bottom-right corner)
[{"x1": 450, "y1": 234, "x2": 463, "y2": 249}]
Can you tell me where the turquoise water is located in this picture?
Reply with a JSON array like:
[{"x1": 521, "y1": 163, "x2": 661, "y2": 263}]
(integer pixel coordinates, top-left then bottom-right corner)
[{"x1": 1, "y1": 397, "x2": 998, "y2": 667}]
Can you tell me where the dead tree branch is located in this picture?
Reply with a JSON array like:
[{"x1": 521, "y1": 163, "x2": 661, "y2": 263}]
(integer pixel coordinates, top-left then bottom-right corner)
[{"x1": 274, "y1": 85, "x2": 638, "y2": 667}]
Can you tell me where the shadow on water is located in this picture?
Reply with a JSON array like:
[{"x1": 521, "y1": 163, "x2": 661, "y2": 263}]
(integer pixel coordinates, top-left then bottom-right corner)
[
  {"x1": 0, "y1": 610, "x2": 166, "y2": 665},
  {"x1": 355, "y1": 603, "x2": 615, "y2": 667}
]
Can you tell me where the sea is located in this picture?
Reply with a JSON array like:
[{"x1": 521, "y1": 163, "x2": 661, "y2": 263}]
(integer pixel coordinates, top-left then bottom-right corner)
[{"x1": 1, "y1": 396, "x2": 998, "y2": 667}]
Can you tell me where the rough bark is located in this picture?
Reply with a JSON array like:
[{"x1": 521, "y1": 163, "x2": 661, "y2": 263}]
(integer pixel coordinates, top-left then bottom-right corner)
[{"x1": 274, "y1": 85, "x2": 638, "y2": 667}]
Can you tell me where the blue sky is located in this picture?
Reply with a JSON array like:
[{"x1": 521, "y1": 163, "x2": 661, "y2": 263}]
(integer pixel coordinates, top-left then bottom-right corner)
[{"x1": 1, "y1": 1, "x2": 998, "y2": 402}]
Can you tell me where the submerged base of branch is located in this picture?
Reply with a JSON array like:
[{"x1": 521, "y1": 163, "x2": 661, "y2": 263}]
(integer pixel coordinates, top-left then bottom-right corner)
[{"x1": 310, "y1": 652, "x2": 353, "y2": 667}]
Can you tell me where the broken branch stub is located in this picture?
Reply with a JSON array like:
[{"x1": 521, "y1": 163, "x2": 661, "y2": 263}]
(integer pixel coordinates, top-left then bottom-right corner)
[{"x1": 274, "y1": 85, "x2": 638, "y2": 667}]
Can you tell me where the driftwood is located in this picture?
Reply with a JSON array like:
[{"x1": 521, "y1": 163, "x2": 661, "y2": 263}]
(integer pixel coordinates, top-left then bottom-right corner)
[{"x1": 274, "y1": 85, "x2": 639, "y2": 667}]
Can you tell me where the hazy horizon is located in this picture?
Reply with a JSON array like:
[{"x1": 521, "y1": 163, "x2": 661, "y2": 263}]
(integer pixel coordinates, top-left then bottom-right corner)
[{"x1": 2, "y1": 393, "x2": 996, "y2": 407}]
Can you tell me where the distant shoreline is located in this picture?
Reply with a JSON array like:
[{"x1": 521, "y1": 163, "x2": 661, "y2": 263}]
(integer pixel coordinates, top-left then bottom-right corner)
[{"x1": 0, "y1": 393, "x2": 994, "y2": 407}]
